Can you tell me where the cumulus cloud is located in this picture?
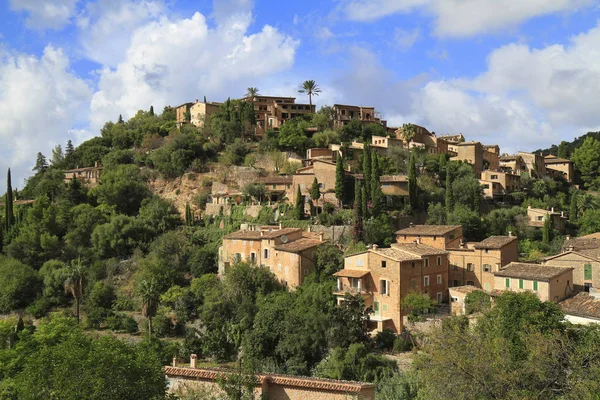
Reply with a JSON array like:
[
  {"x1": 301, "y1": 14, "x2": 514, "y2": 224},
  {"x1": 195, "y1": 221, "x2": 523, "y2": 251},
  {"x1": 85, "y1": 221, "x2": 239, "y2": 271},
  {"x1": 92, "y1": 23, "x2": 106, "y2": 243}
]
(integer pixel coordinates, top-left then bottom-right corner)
[
  {"x1": 9, "y1": 0, "x2": 79, "y2": 30},
  {"x1": 90, "y1": 10, "x2": 299, "y2": 129},
  {"x1": 394, "y1": 28, "x2": 420, "y2": 49},
  {"x1": 342, "y1": 0, "x2": 594, "y2": 37},
  {"x1": 0, "y1": 46, "x2": 91, "y2": 189}
]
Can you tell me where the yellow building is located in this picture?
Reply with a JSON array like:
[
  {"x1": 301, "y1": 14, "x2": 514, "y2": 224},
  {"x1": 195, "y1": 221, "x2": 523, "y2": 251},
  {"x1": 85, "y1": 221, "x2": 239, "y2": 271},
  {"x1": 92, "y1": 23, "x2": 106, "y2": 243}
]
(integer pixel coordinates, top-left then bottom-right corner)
[
  {"x1": 395, "y1": 224, "x2": 463, "y2": 250},
  {"x1": 479, "y1": 170, "x2": 521, "y2": 198},
  {"x1": 244, "y1": 95, "x2": 315, "y2": 135},
  {"x1": 493, "y1": 262, "x2": 573, "y2": 302},
  {"x1": 189, "y1": 100, "x2": 221, "y2": 128},
  {"x1": 544, "y1": 155, "x2": 575, "y2": 184},
  {"x1": 64, "y1": 162, "x2": 103, "y2": 187},
  {"x1": 332, "y1": 104, "x2": 387, "y2": 129},
  {"x1": 527, "y1": 206, "x2": 567, "y2": 232}
]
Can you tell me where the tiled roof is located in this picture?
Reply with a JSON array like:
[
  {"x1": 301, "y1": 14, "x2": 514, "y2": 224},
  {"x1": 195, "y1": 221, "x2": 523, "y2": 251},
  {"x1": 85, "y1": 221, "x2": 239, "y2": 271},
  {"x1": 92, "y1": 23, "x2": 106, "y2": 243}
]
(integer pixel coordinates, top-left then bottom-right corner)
[
  {"x1": 223, "y1": 228, "x2": 302, "y2": 240},
  {"x1": 65, "y1": 166, "x2": 103, "y2": 172},
  {"x1": 494, "y1": 262, "x2": 573, "y2": 281},
  {"x1": 373, "y1": 247, "x2": 421, "y2": 261},
  {"x1": 333, "y1": 269, "x2": 371, "y2": 278},
  {"x1": 259, "y1": 175, "x2": 293, "y2": 185},
  {"x1": 543, "y1": 251, "x2": 598, "y2": 263},
  {"x1": 391, "y1": 242, "x2": 448, "y2": 256},
  {"x1": 163, "y1": 367, "x2": 375, "y2": 392},
  {"x1": 499, "y1": 155, "x2": 518, "y2": 161},
  {"x1": 544, "y1": 155, "x2": 571, "y2": 164},
  {"x1": 449, "y1": 285, "x2": 481, "y2": 295},
  {"x1": 395, "y1": 225, "x2": 461, "y2": 236},
  {"x1": 380, "y1": 175, "x2": 408, "y2": 183},
  {"x1": 274, "y1": 238, "x2": 322, "y2": 253},
  {"x1": 562, "y1": 237, "x2": 600, "y2": 252},
  {"x1": 473, "y1": 236, "x2": 517, "y2": 249},
  {"x1": 560, "y1": 293, "x2": 600, "y2": 320}
]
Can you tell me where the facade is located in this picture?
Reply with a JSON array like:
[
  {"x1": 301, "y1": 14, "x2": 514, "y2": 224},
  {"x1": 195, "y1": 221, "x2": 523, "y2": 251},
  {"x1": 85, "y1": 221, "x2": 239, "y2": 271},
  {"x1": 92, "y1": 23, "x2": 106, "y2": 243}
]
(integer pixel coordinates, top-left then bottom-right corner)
[
  {"x1": 165, "y1": 362, "x2": 375, "y2": 400},
  {"x1": 451, "y1": 142, "x2": 500, "y2": 173},
  {"x1": 258, "y1": 176, "x2": 293, "y2": 203},
  {"x1": 175, "y1": 102, "x2": 193, "y2": 126},
  {"x1": 64, "y1": 162, "x2": 103, "y2": 187},
  {"x1": 219, "y1": 226, "x2": 323, "y2": 288},
  {"x1": 560, "y1": 291, "x2": 600, "y2": 325},
  {"x1": 243, "y1": 96, "x2": 315, "y2": 135},
  {"x1": 518, "y1": 152, "x2": 546, "y2": 178},
  {"x1": 395, "y1": 224, "x2": 463, "y2": 250},
  {"x1": 493, "y1": 262, "x2": 573, "y2": 302},
  {"x1": 335, "y1": 243, "x2": 449, "y2": 333},
  {"x1": 332, "y1": 104, "x2": 386, "y2": 129},
  {"x1": 479, "y1": 170, "x2": 521, "y2": 198},
  {"x1": 189, "y1": 100, "x2": 221, "y2": 128},
  {"x1": 544, "y1": 155, "x2": 575, "y2": 183},
  {"x1": 449, "y1": 285, "x2": 480, "y2": 316},
  {"x1": 306, "y1": 148, "x2": 335, "y2": 162},
  {"x1": 395, "y1": 125, "x2": 450, "y2": 155},
  {"x1": 543, "y1": 249, "x2": 600, "y2": 293},
  {"x1": 527, "y1": 206, "x2": 567, "y2": 232},
  {"x1": 290, "y1": 159, "x2": 349, "y2": 206},
  {"x1": 499, "y1": 154, "x2": 528, "y2": 174},
  {"x1": 448, "y1": 235, "x2": 519, "y2": 292}
]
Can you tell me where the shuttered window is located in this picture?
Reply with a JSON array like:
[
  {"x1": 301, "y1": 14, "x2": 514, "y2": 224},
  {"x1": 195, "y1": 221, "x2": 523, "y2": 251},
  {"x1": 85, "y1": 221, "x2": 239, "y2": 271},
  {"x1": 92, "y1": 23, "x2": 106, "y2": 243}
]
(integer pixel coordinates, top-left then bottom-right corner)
[
  {"x1": 585, "y1": 264, "x2": 593, "y2": 280},
  {"x1": 533, "y1": 281, "x2": 538, "y2": 291}
]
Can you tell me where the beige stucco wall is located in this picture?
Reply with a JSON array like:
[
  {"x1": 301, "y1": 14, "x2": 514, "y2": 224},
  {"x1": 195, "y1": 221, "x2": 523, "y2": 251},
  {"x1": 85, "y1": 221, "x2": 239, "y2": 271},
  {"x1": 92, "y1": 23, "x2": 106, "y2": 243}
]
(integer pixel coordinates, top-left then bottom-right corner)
[
  {"x1": 395, "y1": 227, "x2": 463, "y2": 250},
  {"x1": 493, "y1": 269, "x2": 573, "y2": 302},
  {"x1": 544, "y1": 254, "x2": 600, "y2": 292}
]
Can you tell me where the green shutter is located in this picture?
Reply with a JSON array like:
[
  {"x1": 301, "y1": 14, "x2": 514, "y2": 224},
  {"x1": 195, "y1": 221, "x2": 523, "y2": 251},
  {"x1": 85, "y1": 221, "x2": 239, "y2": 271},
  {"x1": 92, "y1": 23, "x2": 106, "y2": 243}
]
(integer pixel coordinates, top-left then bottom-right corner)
[
  {"x1": 505, "y1": 278, "x2": 510, "y2": 288},
  {"x1": 585, "y1": 264, "x2": 593, "y2": 280},
  {"x1": 533, "y1": 281, "x2": 538, "y2": 291},
  {"x1": 374, "y1": 302, "x2": 380, "y2": 316},
  {"x1": 519, "y1": 279, "x2": 524, "y2": 289}
]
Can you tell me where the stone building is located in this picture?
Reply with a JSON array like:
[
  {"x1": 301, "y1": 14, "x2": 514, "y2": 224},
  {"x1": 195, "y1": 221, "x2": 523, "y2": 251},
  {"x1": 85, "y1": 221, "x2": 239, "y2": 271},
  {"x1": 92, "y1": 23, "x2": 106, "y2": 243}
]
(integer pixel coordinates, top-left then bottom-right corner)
[
  {"x1": 543, "y1": 248, "x2": 600, "y2": 293},
  {"x1": 165, "y1": 360, "x2": 375, "y2": 400},
  {"x1": 290, "y1": 159, "x2": 350, "y2": 207},
  {"x1": 175, "y1": 102, "x2": 193, "y2": 126},
  {"x1": 258, "y1": 175, "x2": 293, "y2": 203},
  {"x1": 335, "y1": 242, "x2": 449, "y2": 333},
  {"x1": 219, "y1": 226, "x2": 323, "y2": 288},
  {"x1": 395, "y1": 125, "x2": 451, "y2": 155},
  {"x1": 479, "y1": 170, "x2": 521, "y2": 199},
  {"x1": 493, "y1": 262, "x2": 573, "y2": 302},
  {"x1": 527, "y1": 206, "x2": 567, "y2": 232},
  {"x1": 499, "y1": 154, "x2": 527, "y2": 174},
  {"x1": 332, "y1": 104, "x2": 386, "y2": 129},
  {"x1": 64, "y1": 162, "x2": 103, "y2": 187},
  {"x1": 395, "y1": 224, "x2": 463, "y2": 250},
  {"x1": 244, "y1": 95, "x2": 315, "y2": 135},
  {"x1": 517, "y1": 152, "x2": 546, "y2": 178},
  {"x1": 448, "y1": 285, "x2": 480, "y2": 315},
  {"x1": 560, "y1": 290, "x2": 600, "y2": 325},
  {"x1": 189, "y1": 100, "x2": 221, "y2": 128},
  {"x1": 544, "y1": 154, "x2": 576, "y2": 184},
  {"x1": 451, "y1": 141, "x2": 500, "y2": 173}
]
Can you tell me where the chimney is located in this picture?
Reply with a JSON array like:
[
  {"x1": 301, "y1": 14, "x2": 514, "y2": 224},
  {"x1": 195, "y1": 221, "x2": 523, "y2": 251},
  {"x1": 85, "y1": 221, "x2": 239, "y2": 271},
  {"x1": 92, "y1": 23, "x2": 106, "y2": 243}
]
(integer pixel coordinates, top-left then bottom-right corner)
[
  {"x1": 508, "y1": 231, "x2": 513, "y2": 237},
  {"x1": 409, "y1": 222, "x2": 414, "y2": 227},
  {"x1": 195, "y1": 99, "x2": 199, "y2": 103},
  {"x1": 260, "y1": 230, "x2": 264, "y2": 237},
  {"x1": 561, "y1": 211, "x2": 564, "y2": 217},
  {"x1": 416, "y1": 237, "x2": 421, "y2": 245},
  {"x1": 551, "y1": 207, "x2": 555, "y2": 213},
  {"x1": 568, "y1": 245, "x2": 575, "y2": 252},
  {"x1": 172, "y1": 357, "x2": 177, "y2": 367},
  {"x1": 528, "y1": 205, "x2": 531, "y2": 209},
  {"x1": 319, "y1": 233, "x2": 324, "y2": 242},
  {"x1": 307, "y1": 225, "x2": 311, "y2": 233},
  {"x1": 372, "y1": 244, "x2": 378, "y2": 250},
  {"x1": 459, "y1": 240, "x2": 465, "y2": 249},
  {"x1": 94, "y1": 161, "x2": 99, "y2": 168},
  {"x1": 190, "y1": 354, "x2": 197, "y2": 369},
  {"x1": 566, "y1": 234, "x2": 571, "y2": 241},
  {"x1": 279, "y1": 222, "x2": 283, "y2": 229}
]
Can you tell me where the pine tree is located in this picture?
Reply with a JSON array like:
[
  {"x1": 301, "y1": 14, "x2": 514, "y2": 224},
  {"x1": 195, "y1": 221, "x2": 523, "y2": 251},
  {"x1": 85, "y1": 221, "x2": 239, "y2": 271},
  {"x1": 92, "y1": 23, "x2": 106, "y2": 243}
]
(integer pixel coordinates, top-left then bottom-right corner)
[
  {"x1": 33, "y1": 153, "x2": 48, "y2": 173},
  {"x1": 370, "y1": 153, "x2": 383, "y2": 217},
  {"x1": 185, "y1": 203, "x2": 193, "y2": 226},
  {"x1": 51, "y1": 145, "x2": 64, "y2": 167},
  {"x1": 335, "y1": 154, "x2": 345, "y2": 207},
  {"x1": 65, "y1": 140, "x2": 74, "y2": 157},
  {"x1": 408, "y1": 151, "x2": 417, "y2": 209},
  {"x1": 362, "y1": 146, "x2": 372, "y2": 202},
  {"x1": 118, "y1": 114, "x2": 124, "y2": 124},
  {"x1": 570, "y1": 191, "x2": 579, "y2": 222},
  {"x1": 149, "y1": 105, "x2": 154, "y2": 116},
  {"x1": 543, "y1": 215, "x2": 552, "y2": 245},
  {"x1": 5, "y1": 168, "x2": 14, "y2": 235},
  {"x1": 295, "y1": 185, "x2": 304, "y2": 220},
  {"x1": 311, "y1": 178, "x2": 320, "y2": 216},
  {"x1": 445, "y1": 170, "x2": 454, "y2": 215},
  {"x1": 353, "y1": 180, "x2": 363, "y2": 242}
]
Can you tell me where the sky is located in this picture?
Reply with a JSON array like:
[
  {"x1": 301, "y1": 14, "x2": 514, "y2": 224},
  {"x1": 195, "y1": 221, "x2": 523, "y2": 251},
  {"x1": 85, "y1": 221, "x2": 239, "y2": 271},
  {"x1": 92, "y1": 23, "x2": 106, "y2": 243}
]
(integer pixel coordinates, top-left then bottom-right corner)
[{"x1": 1, "y1": 0, "x2": 600, "y2": 189}]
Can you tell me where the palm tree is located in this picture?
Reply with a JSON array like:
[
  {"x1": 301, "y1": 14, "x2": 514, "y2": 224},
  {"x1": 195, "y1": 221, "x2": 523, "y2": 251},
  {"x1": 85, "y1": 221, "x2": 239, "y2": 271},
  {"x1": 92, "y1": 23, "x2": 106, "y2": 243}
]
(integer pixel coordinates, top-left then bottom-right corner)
[
  {"x1": 298, "y1": 80, "x2": 321, "y2": 111},
  {"x1": 401, "y1": 123, "x2": 417, "y2": 146},
  {"x1": 245, "y1": 87, "x2": 259, "y2": 99},
  {"x1": 64, "y1": 258, "x2": 85, "y2": 322},
  {"x1": 138, "y1": 278, "x2": 160, "y2": 336}
]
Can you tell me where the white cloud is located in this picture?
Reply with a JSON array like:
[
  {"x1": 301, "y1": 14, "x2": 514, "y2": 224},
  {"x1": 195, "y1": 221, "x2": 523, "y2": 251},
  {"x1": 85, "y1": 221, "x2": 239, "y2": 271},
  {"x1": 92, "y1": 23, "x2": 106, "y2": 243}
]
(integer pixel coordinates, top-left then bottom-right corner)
[
  {"x1": 394, "y1": 28, "x2": 420, "y2": 49},
  {"x1": 0, "y1": 46, "x2": 91, "y2": 189},
  {"x1": 89, "y1": 10, "x2": 299, "y2": 130},
  {"x1": 9, "y1": 0, "x2": 79, "y2": 30},
  {"x1": 77, "y1": 0, "x2": 165, "y2": 67},
  {"x1": 342, "y1": 0, "x2": 594, "y2": 37}
]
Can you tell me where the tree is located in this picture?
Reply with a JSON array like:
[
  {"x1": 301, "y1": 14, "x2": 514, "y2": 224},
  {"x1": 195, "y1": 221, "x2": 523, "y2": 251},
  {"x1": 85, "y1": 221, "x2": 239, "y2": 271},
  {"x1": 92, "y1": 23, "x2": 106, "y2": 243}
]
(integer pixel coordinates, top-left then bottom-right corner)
[
  {"x1": 353, "y1": 180, "x2": 364, "y2": 242},
  {"x1": 118, "y1": 114, "x2": 124, "y2": 123},
  {"x1": 51, "y1": 145, "x2": 64, "y2": 167},
  {"x1": 298, "y1": 80, "x2": 321, "y2": 111},
  {"x1": 361, "y1": 185, "x2": 368, "y2": 221},
  {"x1": 570, "y1": 191, "x2": 579, "y2": 222},
  {"x1": 65, "y1": 140, "x2": 74, "y2": 157},
  {"x1": 33, "y1": 152, "x2": 48, "y2": 173},
  {"x1": 185, "y1": 203, "x2": 194, "y2": 226},
  {"x1": 401, "y1": 123, "x2": 417, "y2": 145},
  {"x1": 138, "y1": 278, "x2": 160, "y2": 335},
  {"x1": 557, "y1": 140, "x2": 571, "y2": 159},
  {"x1": 362, "y1": 146, "x2": 372, "y2": 203},
  {"x1": 245, "y1": 87, "x2": 259, "y2": 98},
  {"x1": 542, "y1": 215, "x2": 552, "y2": 245},
  {"x1": 408, "y1": 151, "x2": 417, "y2": 209},
  {"x1": 402, "y1": 292, "x2": 436, "y2": 323},
  {"x1": 573, "y1": 137, "x2": 600, "y2": 190},
  {"x1": 243, "y1": 183, "x2": 266, "y2": 204},
  {"x1": 445, "y1": 169, "x2": 453, "y2": 215},
  {"x1": 5, "y1": 168, "x2": 14, "y2": 235},
  {"x1": 328, "y1": 294, "x2": 371, "y2": 349},
  {"x1": 63, "y1": 258, "x2": 85, "y2": 322},
  {"x1": 310, "y1": 177, "x2": 320, "y2": 215},
  {"x1": 335, "y1": 154, "x2": 345, "y2": 207},
  {"x1": 95, "y1": 164, "x2": 151, "y2": 215},
  {"x1": 294, "y1": 185, "x2": 304, "y2": 220},
  {"x1": 0, "y1": 256, "x2": 40, "y2": 313},
  {"x1": 149, "y1": 105, "x2": 154, "y2": 116},
  {"x1": 464, "y1": 290, "x2": 491, "y2": 314}
]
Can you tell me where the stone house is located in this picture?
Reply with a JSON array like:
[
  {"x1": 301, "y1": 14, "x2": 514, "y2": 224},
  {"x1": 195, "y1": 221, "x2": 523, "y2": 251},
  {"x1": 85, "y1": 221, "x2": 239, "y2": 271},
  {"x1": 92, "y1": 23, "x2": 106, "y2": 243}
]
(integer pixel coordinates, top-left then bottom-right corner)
[
  {"x1": 493, "y1": 262, "x2": 573, "y2": 302},
  {"x1": 165, "y1": 359, "x2": 375, "y2": 400},
  {"x1": 219, "y1": 226, "x2": 323, "y2": 288},
  {"x1": 332, "y1": 104, "x2": 386, "y2": 129},
  {"x1": 517, "y1": 151, "x2": 546, "y2": 178},
  {"x1": 451, "y1": 141, "x2": 500, "y2": 173},
  {"x1": 448, "y1": 235, "x2": 519, "y2": 292},
  {"x1": 499, "y1": 154, "x2": 528, "y2": 175},
  {"x1": 527, "y1": 206, "x2": 567, "y2": 232},
  {"x1": 306, "y1": 148, "x2": 335, "y2": 162},
  {"x1": 335, "y1": 242, "x2": 449, "y2": 333},
  {"x1": 258, "y1": 175, "x2": 293, "y2": 203},
  {"x1": 189, "y1": 100, "x2": 221, "y2": 128},
  {"x1": 175, "y1": 102, "x2": 193, "y2": 126},
  {"x1": 64, "y1": 162, "x2": 103, "y2": 187},
  {"x1": 560, "y1": 290, "x2": 600, "y2": 325},
  {"x1": 544, "y1": 155, "x2": 576, "y2": 184},
  {"x1": 395, "y1": 224, "x2": 463, "y2": 250},
  {"x1": 479, "y1": 170, "x2": 521, "y2": 199},
  {"x1": 290, "y1": 159, "x2": 350, "y2": 207},
  {"x1": 543, "y1": 248, "x2": 600, "y2": 293},
  {"x1": 448, "y1": 285, "x2": 480, "y2": 316},
  {"x1": 395, "y1": 124, "x2": 451, "y2": 155},
  {"x1": 244, "y1": 95, "x2": 315, "y2": 135}
]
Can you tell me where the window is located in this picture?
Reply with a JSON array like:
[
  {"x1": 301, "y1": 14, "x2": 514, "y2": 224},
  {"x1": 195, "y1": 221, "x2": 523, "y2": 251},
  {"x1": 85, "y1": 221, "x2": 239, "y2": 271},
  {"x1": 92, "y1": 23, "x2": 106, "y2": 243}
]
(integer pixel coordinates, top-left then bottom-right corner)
[
  {"x1": 437, "y1": 256, "x2": 442, "y2": 266},
  {"x1": 411, "y1": 262, "x2": 415, "y2": 268},
  {"x1": 533, "y1": 281, "x2": 538, "y2": 291},
  {"x1": 264, "y1": 249, "x2": 269, "y2": 259},
  {"x1": 234, "y1": 253, "x2": 241, "y2": 264},
  {"x1": 437, "y1": 293, "x2": 443, "y2": 303},
  {"x1": 373, "y1": 301, "x2": 379, "y2": 315},
  {"x1": 436, "y1": 275, "x2": 442, "y2": 285},
  {"x1": 425, "y1": 258, "x2": 429, "y2": 267},
  {"x1": 483, "y1": 264, "x2": 491, "y2": 272},
  {"x1": 451, "y1": 296, "x2": 459, "y2": 302},
  {"x1": 381, "y1": 261, "x2": 387, "y2": 268},
  {"x1": 356, "y1": 259, "x2": 364, "y2": 267},
  {"x1": 519, "y1": 279, "x2": 524, "y2": 289},
  {"x1": 272, "y1": 184, "x2": 277, "y2": 189},
  {"x1": 351, "y1": 278, "x2": 361, "y2": 291},
  {"x1": 585, "y1": 264, "x2": 593, "y2": 280},
  {"x1": 537, "y1": 216, "x2": 544, "y2": 221},
  {"x1": 467, "y1": 263, "x2": 474, "y2": 272},
  {"x1": 491, "y1": 174, "x2": 498, "y2": 179},
  {"x1": 585, "y1": 283, "x2": 592, "y2": 292},
  {"x1": 505, "y1": 278, "x2": 510, "y2": 288},
  {"x1": 382, "y1": 304, "x2": 388, "y2": 312},
  {"x1": 250, "y1": 253, "x2": 257, "y2": 264},
  {"x1": 318, "y1": 183, "x2": 324, "y2": 189},
  {"x1": 433, "y1": 236, "x2": 437, "y2": 241},
  {"x1": 411, "y1": 279, "x2": 416, "y2": 288},
  {"x1": 453, "y1": 280, "x2": 460, "y2": 287},
  {"x1": 424, "y1": 276, "x2": 430, "y2": 286},
  {"x1": 380, "y1": 280, "x2": 389, "y2": 295}
]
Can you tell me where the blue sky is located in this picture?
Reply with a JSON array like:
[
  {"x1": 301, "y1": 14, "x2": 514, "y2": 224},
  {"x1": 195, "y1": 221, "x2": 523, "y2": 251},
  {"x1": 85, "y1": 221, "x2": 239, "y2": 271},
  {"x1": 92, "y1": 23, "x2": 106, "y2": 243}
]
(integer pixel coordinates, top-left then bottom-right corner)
[{"x1": 1, "y1": 0, "x2": 600, "y2": 189}]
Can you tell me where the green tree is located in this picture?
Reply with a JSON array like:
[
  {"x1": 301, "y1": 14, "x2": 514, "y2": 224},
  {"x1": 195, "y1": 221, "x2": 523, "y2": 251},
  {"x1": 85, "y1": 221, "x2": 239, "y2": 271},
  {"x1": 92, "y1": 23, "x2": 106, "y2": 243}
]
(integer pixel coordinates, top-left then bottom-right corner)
[
  {"x1": 557, "y1": 140, "x2": 571, "y2": 159},
  {"x1": 328, "y1": 294, "x2": 371, "y2": 349},
  {"x1": 297, "y1": 80, "x2": 321, "y2": 111},
  {"x1": 0, "y1": 256, "x2": 40, "y2": 313},
  {"x1": 401, "y1": 123, "x2": 417, "y2": 145},
  {"x1": 445, "y1": 169, "x2": 453, "y2": 215},
  {"x1": 245, "y1": 87, "x2": 259, "y2": 98},
  {"x1": 335, "y1": 154, "x2": 345, "y2": 207},
  {"x1": 95, "y1": 164, "x2": 151, "y2": 215},
  {"x1": 362, "y1": 146, "x2": 372, "y2": 203},
  {"x1": 464, "y1": 290, "x2": 491, "y2": 314},
  {"x1": 149, "y1": 105, "x2": 154, "y2": 116},
  {"x1": 51, "y1": 145, "x2": 64, "y2": 167},
  {"x1": 573, "y1": 136, "x2": 600, "y2": 190},
  {"x1": 402, "y1": 292, "x2": 436, "y2": 323},
  {"x1": 63, "y1": 258, "x2": 85, "y2": 322},
  {"x1": 5, "y1": 168, "x2": 14, "y2": 236},
  {"x1": 310, "y1": 177, "x2": 320, "y2": 215},
  {"x1": 408, "y1": 151, "x2": 417, "y2": 209},
  {"x1": 33, "y1": 152, "x2": 48, "y2": 173},
  {"x1": 570, "y1": 191, "x2": 579, "y2": 222},
  {"x1": 353, "y1": 180, "x2": 364, "y2": 242},
  {"x1": 138, "y1": 278, "x2": 160, "y2": 335},
  {"x1": 294, "y1": 185, "x2": 304, "y2": 220},
  {"x1": 361, "y1": 185, "x2": 368, "y2": 221},
  {"x1": 185, "y1": 203, "x2": 193, "y2": 226},
  {"x1": 542, "y1": 215, "x2": 552, "y2": 245},
  {"x1": 370, "y1": 153, "x2": 383, "y2": 217}
]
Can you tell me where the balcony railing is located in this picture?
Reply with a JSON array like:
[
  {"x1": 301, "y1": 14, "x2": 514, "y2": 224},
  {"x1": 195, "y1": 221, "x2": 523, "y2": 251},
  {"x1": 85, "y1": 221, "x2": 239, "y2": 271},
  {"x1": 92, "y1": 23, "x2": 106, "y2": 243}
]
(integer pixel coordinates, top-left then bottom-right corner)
[{"x1": 334, "y1": 285, "x2": 370, "y2": 295}]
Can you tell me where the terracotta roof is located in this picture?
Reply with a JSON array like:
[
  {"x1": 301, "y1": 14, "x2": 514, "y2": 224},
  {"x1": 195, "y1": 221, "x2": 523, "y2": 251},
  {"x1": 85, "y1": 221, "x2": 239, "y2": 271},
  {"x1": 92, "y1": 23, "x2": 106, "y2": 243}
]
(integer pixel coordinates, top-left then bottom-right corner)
[
  {"x1": 395, "y1": 225, "x2": 461, "y2": 236},
  {"x1": 164, "y1": 367, "x2": 375, "y2": 392},
  {"x1": 499, "y1": 155, "x2": 518, "y2": 161},
  {"x1": 560, "y1": 293, "x2": 600, "y2": 320},
  {"x1": 544, "y1": 155, "x2": 571, "y2": 164},
  {"x1": 259, "y1": 175, "x2": 293, "y2": 185},
  {"x1": 223, "y1": 228, "x2": 302, "y2": 240},
  {"x1": 274, "y1": 238, "x2": 322, "y2": 253},
  {"x1": 65, "y1": 166, "x2": 103, "y2": 172},
  {"x1": 494, "y1": 262, "x2": 573, "y2": 281},
  {"x1": 543, "y1": 251, "x2": 599, "y2": 263},
  {"x1": 380, "y1": 175, "x2": 408, "y2": 183},
  {"x1": 473, "y1": 236, "x2": 517, "y2": 249},
  {"x1": 0, "y1": 199, "x2": 35, "y2": 207},
  {"x1": 391, "y1": 242, "x2": 448, "y2": 256},
  {"x1": 333, "y1": 269, "x2": 371, "y2": 278},
  {"x1": 449, "y1": 285, "x2": 481, "y2": 295}
]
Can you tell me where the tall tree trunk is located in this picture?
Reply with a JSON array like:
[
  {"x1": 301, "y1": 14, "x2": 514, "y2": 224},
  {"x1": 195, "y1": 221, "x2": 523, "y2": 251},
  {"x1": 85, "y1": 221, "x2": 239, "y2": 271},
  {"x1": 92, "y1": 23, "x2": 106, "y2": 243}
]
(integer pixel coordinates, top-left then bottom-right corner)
[
  {"x1": 309, "y1": 94, "x2": 313, "y2": 112},
  {"x1": 76, "y1": 297, "x2": 80, "y2": 322},
  {"x1": 148, "y1": 317, "x2": 153, "y2": 336}
]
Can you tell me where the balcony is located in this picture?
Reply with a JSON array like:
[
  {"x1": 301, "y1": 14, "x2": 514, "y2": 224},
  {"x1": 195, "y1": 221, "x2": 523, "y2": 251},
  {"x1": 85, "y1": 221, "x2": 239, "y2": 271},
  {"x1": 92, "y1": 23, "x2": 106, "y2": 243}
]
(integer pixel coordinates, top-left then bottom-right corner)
[{"x1": 334, "y1": 284, "x2": 371, "y2": 297}]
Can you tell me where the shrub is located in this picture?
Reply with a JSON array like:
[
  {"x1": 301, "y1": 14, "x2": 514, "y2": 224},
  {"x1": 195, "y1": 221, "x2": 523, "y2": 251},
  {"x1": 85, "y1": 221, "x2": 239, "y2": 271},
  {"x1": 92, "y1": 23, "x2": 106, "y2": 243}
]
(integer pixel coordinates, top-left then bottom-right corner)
[
  {"x1": 25, "y1": 297, "x2": 53, "y2": 319},
  {"x1": 375, "y1": 329, "x2": 396, "y2": 351},
  {"x1": 393, "y1": 336, "x2": 413, "y2": 353}
]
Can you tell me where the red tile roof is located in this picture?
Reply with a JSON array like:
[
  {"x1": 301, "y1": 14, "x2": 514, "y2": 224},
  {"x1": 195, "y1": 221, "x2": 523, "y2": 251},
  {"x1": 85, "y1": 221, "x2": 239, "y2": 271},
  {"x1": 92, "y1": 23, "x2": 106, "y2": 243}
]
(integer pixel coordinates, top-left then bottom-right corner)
[
  {"x1": 333, "y1": 269, "x2": 371, "y2": 278},
  {"x1": 223, "y1": 228, "x2": 302, "y2": 240},
  {"x1": 274, "y1": 238, "x2": 322, "y2": 253}
]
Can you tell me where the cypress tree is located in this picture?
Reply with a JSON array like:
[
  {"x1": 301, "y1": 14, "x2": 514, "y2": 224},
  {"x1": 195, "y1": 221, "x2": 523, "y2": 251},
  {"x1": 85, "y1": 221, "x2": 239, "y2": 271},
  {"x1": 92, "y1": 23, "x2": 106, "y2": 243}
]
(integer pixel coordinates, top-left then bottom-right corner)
[
  {"x1": 542, "y1": 215, "x2": 552, "y2": 245},
  {"x1": 295, "y1": 185, "x2": 304, "y2": 220},
  {"x1": 408, "y1": 151, "x2": 417, "y2": 209},
  {"x1": 185, "y1": 203, "x2": 193, "y2": 226},
  {"x1": 361, "y1": 186, "x2": 368, "y2": 220},
  {"x1": 118, "y1": 114, "x2": 124, "y2": 123},
  {"x1": 65, "y1": 140, "x2": 74, "y2": 156},
  {"x1": 33, "y1": 153, "x2": 48, "y2": 173},
  {"x1": 203, "y1": 95, "x2": 207, "y2": 103},
  {"x1": 149, "y1": 105, "x2": 154, "y2": 116},
  {"x1": 370, "y1": 153, "x2": 383, "y2": 217},
  {"x1": 335, "y1": 154, "x2": 345, "y2": 207},
  {"x1": 362, "y1": 146, "x2": 371, "y2": 202},
  {"x1": 570, "y1": 191, "x2": 579, "y2": 222},
  {"x1": 311, "y1": 178, "x2": 320, "y2": 216},
  {"x1": 472, "y1": 184, "x2": 481, "y2": 216},
  {"x1": 445, "y1": 170, "x2": 454, "y2": 215},
  {"x1": 353, "y1": 180, "x2": 363, "y2": 242},
  {"x1": 5, "y1": 168, "x2": 14, "y2": 234}
]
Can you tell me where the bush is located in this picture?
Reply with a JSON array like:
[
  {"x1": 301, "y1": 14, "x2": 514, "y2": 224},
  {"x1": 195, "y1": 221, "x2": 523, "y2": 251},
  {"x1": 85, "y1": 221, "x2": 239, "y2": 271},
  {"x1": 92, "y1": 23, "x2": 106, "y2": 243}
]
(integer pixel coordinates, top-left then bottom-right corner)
[
  {"x1": 25, "y1": 297, "x2": 53, "y2": 318},
  {"x1": 121, "y1": 316, "x2": 139, "y2": 334},
  {"x1": 393, "y1": 336, "x2": 413, "y2": 353},
  {"x1": 375, "y1": 329, "x2": 396, "y2": 351}
]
